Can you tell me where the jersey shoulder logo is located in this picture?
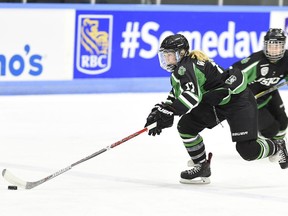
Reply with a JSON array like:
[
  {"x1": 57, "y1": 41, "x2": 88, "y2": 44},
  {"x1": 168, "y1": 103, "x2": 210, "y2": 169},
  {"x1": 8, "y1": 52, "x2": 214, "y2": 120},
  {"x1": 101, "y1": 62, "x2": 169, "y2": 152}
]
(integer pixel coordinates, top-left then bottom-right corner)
[
  {"x1": 178, "y1": 66, "x2": 186, "y2": 76},
  {"x1": 260, "y1": 67, "x2": 269, "y2": 76},
  {"x1": 225, "y1": 75, "x2": 237, "y2": 85}
]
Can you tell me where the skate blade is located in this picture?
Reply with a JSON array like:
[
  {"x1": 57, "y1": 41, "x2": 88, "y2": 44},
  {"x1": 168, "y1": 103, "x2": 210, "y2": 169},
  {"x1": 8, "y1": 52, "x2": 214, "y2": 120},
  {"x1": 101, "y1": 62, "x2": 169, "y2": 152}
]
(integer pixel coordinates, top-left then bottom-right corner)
[{"x1": 179, "y1": 177, "x2": 210, "y2": 184}]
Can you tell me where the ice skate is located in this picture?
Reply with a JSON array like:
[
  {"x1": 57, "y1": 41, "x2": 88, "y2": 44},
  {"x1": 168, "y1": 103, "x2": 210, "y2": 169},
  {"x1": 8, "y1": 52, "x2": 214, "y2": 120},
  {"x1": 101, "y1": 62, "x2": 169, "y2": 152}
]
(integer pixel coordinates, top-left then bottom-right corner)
[
  {"x1": 180, "y1": 152, "x2": 212, "y2": 184},
  {"x1": 269, "y1": 139, "x2": 288, "y2": 169}
]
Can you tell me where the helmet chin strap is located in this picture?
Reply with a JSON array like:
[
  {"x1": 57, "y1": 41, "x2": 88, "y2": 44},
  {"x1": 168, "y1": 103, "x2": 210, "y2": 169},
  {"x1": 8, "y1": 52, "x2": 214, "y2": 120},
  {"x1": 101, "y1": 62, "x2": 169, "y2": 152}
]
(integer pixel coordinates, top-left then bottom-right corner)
[
  {"x1": 166, "y1": 64, "x2": 176, "y2": 72},
  {"x1": 269, "y1": 59, "x2": 277, "y2": 64}
]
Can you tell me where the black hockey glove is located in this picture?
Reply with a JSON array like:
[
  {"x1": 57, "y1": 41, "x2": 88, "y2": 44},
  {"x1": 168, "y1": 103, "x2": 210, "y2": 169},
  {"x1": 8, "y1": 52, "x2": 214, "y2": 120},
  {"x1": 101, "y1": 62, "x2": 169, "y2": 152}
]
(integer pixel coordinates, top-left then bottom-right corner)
[{"x1": 144, "y1": 103, "x2": 174, "y2": 136}]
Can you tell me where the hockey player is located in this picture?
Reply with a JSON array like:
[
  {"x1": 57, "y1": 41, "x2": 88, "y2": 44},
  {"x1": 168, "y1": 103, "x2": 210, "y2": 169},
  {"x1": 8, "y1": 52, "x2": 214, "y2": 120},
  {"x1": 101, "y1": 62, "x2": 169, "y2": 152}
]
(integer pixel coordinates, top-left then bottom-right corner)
[
  {"x1": 231, "y1": 28, "x2": 288, "y2": 141},
  {"x1": 144, "y1": 34, "x2": 288, "y2": 184}
]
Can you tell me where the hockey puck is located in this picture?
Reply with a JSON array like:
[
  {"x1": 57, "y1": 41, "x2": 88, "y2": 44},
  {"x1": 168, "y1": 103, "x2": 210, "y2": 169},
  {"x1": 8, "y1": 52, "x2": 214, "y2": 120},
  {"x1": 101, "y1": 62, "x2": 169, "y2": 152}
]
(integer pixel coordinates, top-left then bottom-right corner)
[{"x1": 8, "y1": 185, "x2": 17, "y2": 190}]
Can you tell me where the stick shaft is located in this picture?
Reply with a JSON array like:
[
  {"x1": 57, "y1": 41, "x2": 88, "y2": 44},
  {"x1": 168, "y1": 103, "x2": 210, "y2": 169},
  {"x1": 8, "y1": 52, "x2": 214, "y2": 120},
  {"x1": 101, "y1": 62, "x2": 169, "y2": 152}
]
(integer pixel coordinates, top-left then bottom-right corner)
[
  {"x1": 71, "y1": 126, "x2": 149, "y2": 167},
  {"x1": 2, "y1": 123, "x2": 157, "y2": 189},
  {"x1": 255, "y1": 80, "x2": 288, "y2": 99}
]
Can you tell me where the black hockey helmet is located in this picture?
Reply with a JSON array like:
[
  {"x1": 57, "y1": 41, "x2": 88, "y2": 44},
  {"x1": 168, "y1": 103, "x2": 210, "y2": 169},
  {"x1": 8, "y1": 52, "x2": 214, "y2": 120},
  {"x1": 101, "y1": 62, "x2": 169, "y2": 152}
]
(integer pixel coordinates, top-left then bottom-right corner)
[
  {"x1": 264, "y1": 28, "x2": 286, "y2": 62},
  {"x1": 160, "y1": 34, "x2": 190, "y2": 51},
  {"x1": 158, "y1": 34, "x2": 189, "y2": 72}
]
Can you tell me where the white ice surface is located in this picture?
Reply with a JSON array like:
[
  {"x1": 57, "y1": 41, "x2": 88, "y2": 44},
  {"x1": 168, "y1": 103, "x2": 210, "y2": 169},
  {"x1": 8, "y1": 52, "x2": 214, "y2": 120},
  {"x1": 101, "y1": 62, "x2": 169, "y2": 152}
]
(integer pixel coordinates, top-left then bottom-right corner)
[{"x1": 0, "y1": 92, "x2": 287, "y2": 216}]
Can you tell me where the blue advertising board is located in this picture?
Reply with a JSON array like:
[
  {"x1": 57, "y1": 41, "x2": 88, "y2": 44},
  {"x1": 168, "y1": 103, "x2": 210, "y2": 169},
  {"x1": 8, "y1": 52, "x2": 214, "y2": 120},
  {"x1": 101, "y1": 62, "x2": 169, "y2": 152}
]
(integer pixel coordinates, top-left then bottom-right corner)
[
  {"x1": 1, "y1": 4, "x2": 287, "y2": 94},
  {"x1": 73, "y1": 10, "x2": 270, "y2": 79}
]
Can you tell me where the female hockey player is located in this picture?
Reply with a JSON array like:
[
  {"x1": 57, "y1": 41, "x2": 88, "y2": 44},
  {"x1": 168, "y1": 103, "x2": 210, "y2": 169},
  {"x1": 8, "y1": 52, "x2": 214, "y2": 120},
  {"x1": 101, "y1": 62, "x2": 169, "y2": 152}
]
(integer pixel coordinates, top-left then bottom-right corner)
[
  {"x1": 144, "y1": 34, "x2": 288, "y2": 184},
  {"x1": 231, "y1": 28, "x2": 288, "y2": 140}
]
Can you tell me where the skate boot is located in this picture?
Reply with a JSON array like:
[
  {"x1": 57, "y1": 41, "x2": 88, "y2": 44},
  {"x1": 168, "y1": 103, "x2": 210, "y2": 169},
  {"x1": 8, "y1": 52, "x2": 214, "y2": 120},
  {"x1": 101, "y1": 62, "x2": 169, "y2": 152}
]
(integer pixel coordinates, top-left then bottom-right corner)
[
  {"x1": 269, "y1": 139, "x2": 288, "y2": 169},
  {"x1": 180, "y1": 152, "x2": 212, "y2": 184}
]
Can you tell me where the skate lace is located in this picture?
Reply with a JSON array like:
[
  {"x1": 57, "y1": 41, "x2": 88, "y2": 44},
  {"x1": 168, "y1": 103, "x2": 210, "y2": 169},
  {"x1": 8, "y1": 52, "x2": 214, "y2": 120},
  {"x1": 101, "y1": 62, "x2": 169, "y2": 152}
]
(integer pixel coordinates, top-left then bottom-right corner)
[
  {"x1": 279, "y1": 150, "x2": 288, "y2": 163},
  {"x1": 277, "y1": 141, "x2": 288, "y2": 163},
  {"x1": 186, "y1": 164, "x2": 202, "y2": 174}
]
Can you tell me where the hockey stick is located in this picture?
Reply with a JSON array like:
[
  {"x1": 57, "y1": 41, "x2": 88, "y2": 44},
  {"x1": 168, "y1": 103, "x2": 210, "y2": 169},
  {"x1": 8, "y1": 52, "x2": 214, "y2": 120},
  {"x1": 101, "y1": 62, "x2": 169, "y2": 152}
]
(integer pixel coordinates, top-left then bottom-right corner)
[
  {"x1": 255, "y1": 80, "x2": 288, "y2": 99},
  {"x1": 2, "y1": 122, "x2": 157, "y2": 190}
]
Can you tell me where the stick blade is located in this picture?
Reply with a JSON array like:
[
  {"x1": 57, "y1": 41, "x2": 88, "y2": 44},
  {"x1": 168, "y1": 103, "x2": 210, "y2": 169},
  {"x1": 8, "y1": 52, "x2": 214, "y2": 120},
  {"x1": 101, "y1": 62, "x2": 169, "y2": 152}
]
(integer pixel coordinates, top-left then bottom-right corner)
[{"x1": 2, "y1": 169, "x2": 28, "y2": 189}]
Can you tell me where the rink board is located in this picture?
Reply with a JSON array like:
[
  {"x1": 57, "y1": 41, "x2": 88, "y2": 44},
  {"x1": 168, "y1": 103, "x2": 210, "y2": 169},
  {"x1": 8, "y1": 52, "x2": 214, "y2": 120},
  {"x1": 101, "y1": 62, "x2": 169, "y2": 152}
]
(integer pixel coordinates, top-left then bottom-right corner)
[{"x1": 0, "y1": 4, "x2": 287, "y2": 94}]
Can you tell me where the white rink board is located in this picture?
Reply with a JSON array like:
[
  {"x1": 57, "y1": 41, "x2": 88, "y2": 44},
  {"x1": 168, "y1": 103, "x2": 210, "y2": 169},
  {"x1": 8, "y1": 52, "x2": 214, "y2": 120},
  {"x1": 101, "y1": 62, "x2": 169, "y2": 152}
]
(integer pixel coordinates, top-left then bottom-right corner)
[{"x1": 0, "y1": 9, "x2": 74, "y2": 81}]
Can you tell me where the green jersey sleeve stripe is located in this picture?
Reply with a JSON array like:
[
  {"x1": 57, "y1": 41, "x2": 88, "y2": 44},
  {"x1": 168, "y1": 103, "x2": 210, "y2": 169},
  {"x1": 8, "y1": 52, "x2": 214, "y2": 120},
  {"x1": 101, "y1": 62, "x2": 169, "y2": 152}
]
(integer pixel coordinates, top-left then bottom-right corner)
[{"x1": 231, "y1": 71, "x2": 247, "y2": 94}]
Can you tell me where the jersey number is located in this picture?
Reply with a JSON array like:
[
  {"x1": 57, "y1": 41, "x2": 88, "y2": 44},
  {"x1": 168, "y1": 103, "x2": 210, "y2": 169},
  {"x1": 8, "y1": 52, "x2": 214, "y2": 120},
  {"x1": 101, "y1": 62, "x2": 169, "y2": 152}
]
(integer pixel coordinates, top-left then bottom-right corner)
[{"x1": 185, "y1": 82, "x2": 195, "y2": 92}]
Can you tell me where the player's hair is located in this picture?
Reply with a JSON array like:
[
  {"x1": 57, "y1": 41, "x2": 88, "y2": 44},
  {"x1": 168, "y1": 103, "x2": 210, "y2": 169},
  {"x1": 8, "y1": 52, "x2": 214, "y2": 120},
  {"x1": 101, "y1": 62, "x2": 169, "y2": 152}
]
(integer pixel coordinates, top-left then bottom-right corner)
[{"x1": 189, "y1": 50, "x2": 211, "y2": 62}]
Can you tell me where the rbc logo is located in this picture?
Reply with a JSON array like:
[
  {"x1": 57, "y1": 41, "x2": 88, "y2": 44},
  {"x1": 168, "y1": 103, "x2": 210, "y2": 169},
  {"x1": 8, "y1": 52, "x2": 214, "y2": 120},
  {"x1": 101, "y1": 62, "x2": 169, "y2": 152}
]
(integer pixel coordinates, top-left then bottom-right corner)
[{"x1": 76, "y1": 15, "x2": 113, "y2": 75}]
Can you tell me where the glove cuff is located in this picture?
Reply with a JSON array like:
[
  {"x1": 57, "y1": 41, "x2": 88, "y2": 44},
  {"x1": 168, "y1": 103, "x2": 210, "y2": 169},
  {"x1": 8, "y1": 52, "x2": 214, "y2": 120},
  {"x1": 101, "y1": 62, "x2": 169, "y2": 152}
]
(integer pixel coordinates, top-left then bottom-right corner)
[{"x1": 155, "y1": 104, "x2": 174, "y2": 116}]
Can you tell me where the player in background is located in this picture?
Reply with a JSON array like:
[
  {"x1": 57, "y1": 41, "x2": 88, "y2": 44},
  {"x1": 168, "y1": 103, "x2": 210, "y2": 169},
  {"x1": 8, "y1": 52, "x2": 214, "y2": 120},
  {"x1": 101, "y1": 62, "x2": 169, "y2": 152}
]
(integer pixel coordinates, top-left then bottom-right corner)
[
  {"x1": 144, "y1": 34, "x2": 288, "y2": 184},
  {"x1": 231, "y1": 28, "x2": 288, "y2": 141}
]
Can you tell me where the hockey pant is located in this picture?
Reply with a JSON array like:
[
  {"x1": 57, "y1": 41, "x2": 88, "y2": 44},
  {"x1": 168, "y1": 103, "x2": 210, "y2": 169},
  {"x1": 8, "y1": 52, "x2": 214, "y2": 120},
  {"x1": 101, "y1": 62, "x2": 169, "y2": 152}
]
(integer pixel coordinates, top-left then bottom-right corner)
[
  {"x1": 177, "y1": 89, "x2": 277, "y2": 162},
  {"x1": 258, "y1": 90, "x2": 288, "y2": 139}
]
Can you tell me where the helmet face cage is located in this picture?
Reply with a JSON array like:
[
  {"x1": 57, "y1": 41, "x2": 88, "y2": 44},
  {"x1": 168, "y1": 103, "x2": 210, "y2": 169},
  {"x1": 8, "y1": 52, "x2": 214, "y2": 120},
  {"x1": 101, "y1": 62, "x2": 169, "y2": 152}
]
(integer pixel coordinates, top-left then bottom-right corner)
[
  {"x1": 263, "y1": 28, "x2": 286, "y2": 62},
  {"x1": 158, "y1": 49, "x2": 181, "y2": 72},
  {"x1": 158, "y1": 34, "x2": 189, "y2": 72}
]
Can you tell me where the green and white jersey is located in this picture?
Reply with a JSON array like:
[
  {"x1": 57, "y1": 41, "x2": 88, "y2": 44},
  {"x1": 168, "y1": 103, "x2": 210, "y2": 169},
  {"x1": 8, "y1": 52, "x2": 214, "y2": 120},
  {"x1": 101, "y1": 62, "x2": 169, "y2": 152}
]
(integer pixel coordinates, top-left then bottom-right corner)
[
  {"x1": 232, "y1": 50, "x2": 288, "y2": 108},
  {"x1": 165, "y1": 56, "x2": 248, "y2": 115}
]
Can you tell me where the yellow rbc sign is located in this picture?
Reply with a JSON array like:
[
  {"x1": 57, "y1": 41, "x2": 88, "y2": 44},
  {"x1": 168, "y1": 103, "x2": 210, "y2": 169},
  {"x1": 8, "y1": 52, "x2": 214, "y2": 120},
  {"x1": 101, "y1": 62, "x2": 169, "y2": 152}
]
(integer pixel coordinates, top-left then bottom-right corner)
[{"x1": 76, "y1": 15, "x2": 113, "y2": 75}]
